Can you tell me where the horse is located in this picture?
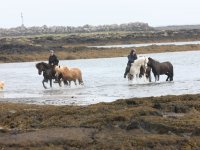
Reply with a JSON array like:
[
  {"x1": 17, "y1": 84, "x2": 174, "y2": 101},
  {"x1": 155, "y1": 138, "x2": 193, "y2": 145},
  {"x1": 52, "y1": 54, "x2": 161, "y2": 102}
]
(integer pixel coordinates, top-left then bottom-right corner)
[
  {"x1": 147, "y1": 57, "x2": 173, "y2": 82},
  {"x1": 0, "y1": 81, "x2": 4, "y2": 90},
  {"x1": 35, "y1": 62, "x2": 62, "y2": 89},
  {"x1": 128, "y1": 56, "x2": 149, "y2": 81},
  {"x1": 55, "y1": 65, "x2": 83, "y2": 86}
]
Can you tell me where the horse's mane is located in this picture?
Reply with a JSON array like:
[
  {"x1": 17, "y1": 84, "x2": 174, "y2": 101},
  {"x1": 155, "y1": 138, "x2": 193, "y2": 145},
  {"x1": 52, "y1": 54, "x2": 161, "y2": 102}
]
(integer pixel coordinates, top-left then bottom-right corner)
[
  {"x1": 36, "y1": 62, "x2": 51, "y2": 69},
  {"x1": 55, "y1": 65, "x2": 70, "y2": 73},
  {"x1": 149, "y1": 57, "x2": 160, "y2": 64}
]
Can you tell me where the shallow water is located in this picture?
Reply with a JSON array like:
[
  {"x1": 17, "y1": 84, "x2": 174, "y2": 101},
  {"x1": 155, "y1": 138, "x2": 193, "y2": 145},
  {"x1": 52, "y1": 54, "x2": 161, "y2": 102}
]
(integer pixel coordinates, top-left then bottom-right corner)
[
  {"x1": 0, "y1": 51, "x2": 200, "y2": 105},
  {"x1": 89, "y1": 41, "x2": 200, "y2": 48}
]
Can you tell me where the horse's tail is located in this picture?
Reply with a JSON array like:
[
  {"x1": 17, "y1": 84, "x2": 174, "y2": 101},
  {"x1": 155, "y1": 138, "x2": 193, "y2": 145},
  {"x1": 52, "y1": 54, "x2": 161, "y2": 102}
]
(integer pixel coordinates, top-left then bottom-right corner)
[
  {"x1": 169, "y1": 62, "x2": 174, "y2": 81},
  {"x1": 78, "y1": 69, "x2": 84, "y2": 85}
]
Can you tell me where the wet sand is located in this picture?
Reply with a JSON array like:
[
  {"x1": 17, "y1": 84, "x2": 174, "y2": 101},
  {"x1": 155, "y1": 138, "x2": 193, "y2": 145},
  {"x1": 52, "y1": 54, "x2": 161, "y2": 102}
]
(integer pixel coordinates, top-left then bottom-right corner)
[{"x1": 0, "y1": 94, "x2": 200, "y2": 149}]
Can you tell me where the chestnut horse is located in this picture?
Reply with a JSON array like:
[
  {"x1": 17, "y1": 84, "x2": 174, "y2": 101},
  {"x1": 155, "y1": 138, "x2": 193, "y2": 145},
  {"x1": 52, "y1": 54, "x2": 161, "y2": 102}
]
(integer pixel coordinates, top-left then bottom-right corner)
[
  {"x1": 147, "y1": 57, "x2": 173, "y2": 82},
  {"x1": 55, "y1": 65, "x2": 83, "y2": 86}
]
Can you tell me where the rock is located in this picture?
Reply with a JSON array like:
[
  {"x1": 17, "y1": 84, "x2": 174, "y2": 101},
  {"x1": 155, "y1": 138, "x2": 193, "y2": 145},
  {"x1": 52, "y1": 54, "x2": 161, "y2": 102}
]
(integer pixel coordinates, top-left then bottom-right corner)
[{"x1": 126, "y1": 120, "x2": 140, "y2": 130}]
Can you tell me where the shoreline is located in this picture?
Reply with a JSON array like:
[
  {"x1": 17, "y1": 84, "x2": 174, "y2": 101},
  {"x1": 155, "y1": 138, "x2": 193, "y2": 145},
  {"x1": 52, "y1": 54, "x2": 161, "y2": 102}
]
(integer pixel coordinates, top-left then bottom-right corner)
[
  {"x1": 0, "y1": 44, "x2": 200, "y2": 63},
  {"x1": 0, "y1": 94, "x2": 200, "y2": 149}
]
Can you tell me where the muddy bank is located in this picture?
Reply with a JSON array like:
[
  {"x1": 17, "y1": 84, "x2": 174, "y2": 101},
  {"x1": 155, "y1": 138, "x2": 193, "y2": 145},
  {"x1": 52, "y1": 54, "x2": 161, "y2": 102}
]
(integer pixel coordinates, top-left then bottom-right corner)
[{"x1": 0, "y1": 94, "x2": 200, "y2": 149}]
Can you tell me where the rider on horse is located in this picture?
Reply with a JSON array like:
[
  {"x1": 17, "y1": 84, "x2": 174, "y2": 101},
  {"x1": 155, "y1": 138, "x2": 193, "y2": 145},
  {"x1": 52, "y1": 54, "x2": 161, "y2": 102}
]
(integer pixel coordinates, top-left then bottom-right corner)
[
  {"x1": 49, "y1": 50, "x2": 59, "y2": 66},
  {"x1": 124, "y1": 48, "x2": 138, "y2": 78},
  {"x1": 48, "y1": 50, "x2": 59, "y2": 82}
]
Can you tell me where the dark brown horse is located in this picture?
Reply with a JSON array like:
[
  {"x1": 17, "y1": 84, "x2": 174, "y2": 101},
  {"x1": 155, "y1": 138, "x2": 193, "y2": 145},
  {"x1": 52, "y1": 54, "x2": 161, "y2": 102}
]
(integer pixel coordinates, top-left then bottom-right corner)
[
  {"x1": 147, "y1": 57, "x2": 173, "y2": 82},
  {"x1": 36, "y1": 62, "x2": 58, "y2": 89},
  {"x1": 139, "y1": 66, "x2": 152, "y2": 82}
]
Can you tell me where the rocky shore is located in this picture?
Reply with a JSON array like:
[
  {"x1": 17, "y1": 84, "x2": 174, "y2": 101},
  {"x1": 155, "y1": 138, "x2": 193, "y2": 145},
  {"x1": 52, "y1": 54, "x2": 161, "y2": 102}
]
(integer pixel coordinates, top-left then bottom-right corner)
[{"x1": 0, "y1": 94, "x2": 200, "y2": 149}]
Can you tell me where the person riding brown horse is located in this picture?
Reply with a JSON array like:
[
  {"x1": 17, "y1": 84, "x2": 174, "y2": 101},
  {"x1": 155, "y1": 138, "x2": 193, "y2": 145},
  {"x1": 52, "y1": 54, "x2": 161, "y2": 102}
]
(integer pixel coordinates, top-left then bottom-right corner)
[
  {"x1": 36, "y1": 62, "x2": 56, "y2": 89},
  {"x1": 49, "y1": 50, "x2": 59, "y2": 66},
  {"x1": 48, "y1": 50, "x2": 59, "y2": 83}
]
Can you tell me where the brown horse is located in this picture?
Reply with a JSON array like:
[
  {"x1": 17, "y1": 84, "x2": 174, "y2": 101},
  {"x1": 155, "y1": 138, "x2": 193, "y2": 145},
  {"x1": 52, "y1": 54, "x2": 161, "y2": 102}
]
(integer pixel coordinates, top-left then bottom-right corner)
[
  {"x1": 35, "y1": 62, "x2": 65, "y2": 89},
  {"x1": 147, "y1": 57, "x2": 173, "y2": 82},
  {"x1": 36, "y1": 62, "x2": 55, "y2": 89},
  {"x1": 55, "y1": 65, "x2": 83, "y2": 86}
]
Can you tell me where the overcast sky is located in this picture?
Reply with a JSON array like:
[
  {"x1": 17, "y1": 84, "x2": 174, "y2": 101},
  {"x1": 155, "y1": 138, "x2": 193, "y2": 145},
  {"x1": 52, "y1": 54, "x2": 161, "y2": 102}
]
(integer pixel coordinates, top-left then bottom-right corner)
[{"x1": 0, "y1": 0, "x2": 199, "y2": 28}]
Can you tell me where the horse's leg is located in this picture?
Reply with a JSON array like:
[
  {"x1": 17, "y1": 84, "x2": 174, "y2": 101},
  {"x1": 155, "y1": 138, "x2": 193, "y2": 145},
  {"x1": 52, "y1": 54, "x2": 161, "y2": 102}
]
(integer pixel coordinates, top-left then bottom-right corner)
[
  {"x1": 74, "y1": 80, "x2": 77, "y2": 85},
  {"x1": 58, "y1": 79, "x2": 62, "y2": 87},
  {"x1": 57, "y1": 77, "x2": 61, "y2": 87},
  {"x1": 78, "y1": 78, "x2": 83, "y2": 85},
  {"x1": 154, "y1": 74, "x2": 157, "y2": 82},
  {"x1": 170, "y1": 75, "x2": 173, "y2": 81},
  {"x1": 135, "y1": 74, "x2": 138, "y2": 83},
  {"x1": 42, "y1": 79, "x2": 47, "y2": 89},
  {"x1": 50, "y1": 79, "x2": 52, "y2": 88},
  {"x1": 149, "y1": 74, "x2": 152, "y2": 82},
  {"x1": 170, "y1": 71, "x2": 173, "y2": 81},
  {"x1": 157, "y1": 75, "x2": 160, "y2": 81},
  {"x1": 144, "y1": 74, "x2": 148, "y2": 83},
  {"x1": 64, "y1": 80, "x2": 68, "y2": 86},
  {"x1": 166, "y1": 75, "x2": 169, "y2": 81}
]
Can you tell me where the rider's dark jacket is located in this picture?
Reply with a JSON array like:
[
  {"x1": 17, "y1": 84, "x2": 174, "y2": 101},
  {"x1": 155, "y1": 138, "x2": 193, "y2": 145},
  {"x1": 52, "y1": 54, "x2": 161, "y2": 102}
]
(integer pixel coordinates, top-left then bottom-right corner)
[
  {"x1": 48, "y1": 54, "x2": 59, "y2": 66},
  {"x1": 127, "y1": 54, "x2": 137, "y2": 65}
]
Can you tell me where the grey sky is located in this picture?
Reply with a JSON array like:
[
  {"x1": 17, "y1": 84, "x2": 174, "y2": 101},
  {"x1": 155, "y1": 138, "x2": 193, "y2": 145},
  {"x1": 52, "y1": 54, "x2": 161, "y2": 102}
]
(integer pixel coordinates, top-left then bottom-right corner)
[{"x1": 0, "y1": 0, "x2": 199, "y2": 28}]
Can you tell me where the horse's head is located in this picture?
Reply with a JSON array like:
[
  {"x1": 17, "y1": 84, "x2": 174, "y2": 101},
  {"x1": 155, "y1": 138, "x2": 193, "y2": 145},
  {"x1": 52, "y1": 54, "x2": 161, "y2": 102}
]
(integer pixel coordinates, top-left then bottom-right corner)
[
  {"x1": 147, "y1": 57, "x2": 154, "y2": 67},
  {"x1": 36, "y1": 62, "x2": 45, "y2": 75},
  {"x1": 55, "y1": 65, "x2": 62, "y2": 77},
  {"x1": 128, "y1": 73, "x2": 133, "y2": 80}
]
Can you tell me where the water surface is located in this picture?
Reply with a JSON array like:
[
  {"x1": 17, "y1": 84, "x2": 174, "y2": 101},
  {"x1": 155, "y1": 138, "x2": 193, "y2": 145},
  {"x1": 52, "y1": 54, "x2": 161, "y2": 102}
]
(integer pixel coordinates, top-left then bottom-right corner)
[{"x1": 0, "y1": 51, "x2": 200, "y2": 105}]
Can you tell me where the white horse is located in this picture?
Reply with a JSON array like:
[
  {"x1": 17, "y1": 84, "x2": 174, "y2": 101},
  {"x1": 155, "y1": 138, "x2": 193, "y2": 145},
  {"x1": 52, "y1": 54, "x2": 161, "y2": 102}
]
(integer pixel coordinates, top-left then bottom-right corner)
[{"x1": 128, "y1": 56, "x2": 149, "y2": 81}]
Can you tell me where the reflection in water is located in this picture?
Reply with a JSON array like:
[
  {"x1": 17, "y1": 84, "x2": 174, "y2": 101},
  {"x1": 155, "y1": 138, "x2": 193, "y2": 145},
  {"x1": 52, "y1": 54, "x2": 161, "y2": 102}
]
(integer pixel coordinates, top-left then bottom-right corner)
[{"x1": 0, "y1": 51, "x2": 200, "y2": 105}]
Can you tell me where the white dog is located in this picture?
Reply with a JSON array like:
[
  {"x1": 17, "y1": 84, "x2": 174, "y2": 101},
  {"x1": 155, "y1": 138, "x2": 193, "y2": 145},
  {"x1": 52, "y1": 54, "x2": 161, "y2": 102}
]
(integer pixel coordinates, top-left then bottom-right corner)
[{"x1": 0, "y1": 81, "x2": 4, "y2": 90}]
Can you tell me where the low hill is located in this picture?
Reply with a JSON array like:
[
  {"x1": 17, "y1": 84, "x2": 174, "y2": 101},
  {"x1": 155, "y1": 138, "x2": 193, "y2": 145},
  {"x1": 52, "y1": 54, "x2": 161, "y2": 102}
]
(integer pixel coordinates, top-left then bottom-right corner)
[{"x1": 0, "y1": 22, "x2": 153, "y2": 37}]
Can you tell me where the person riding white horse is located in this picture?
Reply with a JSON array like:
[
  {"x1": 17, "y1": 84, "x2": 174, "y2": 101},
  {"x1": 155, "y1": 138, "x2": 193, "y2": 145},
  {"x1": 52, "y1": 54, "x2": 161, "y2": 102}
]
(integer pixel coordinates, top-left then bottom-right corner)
[
  {"x1": 128, "y1": 56, "x2": 149, "y2": 81},
  {"x1": 124, "y1": 49, "x2": 138, "y2": 78}
]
